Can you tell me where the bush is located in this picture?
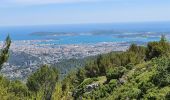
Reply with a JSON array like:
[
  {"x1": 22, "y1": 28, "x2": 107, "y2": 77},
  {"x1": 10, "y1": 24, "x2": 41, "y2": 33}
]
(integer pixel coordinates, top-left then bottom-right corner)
[
  {"x1": 9, "y1": 80, "x2": 29, "y2": 98},
  {"x1": 152, "y1": 57, "x2": 170, "y2": 87},
  {"x1": 106, "y1": 66, "x2": 126, "y2": 81}
]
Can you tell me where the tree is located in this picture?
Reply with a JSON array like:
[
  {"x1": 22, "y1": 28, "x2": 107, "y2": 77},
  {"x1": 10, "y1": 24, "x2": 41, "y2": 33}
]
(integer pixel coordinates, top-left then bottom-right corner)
[
  {"x1": 84, "y1": 60, "x2": 99, "y2": 77},
  {"x1": 52, "y1": 83, "x2": 63, "y2": 100},
  {"x1": 26, "y1": 65, "x2": 59, "y2": 100},
  {"x1": 128, "y1": 44, "x2": 146, "y2": 63},
  {"x1": 76, "y1": 68, "x2": 86, "y2": 84},
  {"x1": 128, "y1": 44, "x2": 139, "y2": 53},
  {"x1": 146, "y1": 35, "x2": 170, "y2": 60},
  {"x1": 160, "y1": 34, "x2": 166, "y2": 42},
  {"x1": 0, "y1": 35, "x2": 11, "y2": 70}
]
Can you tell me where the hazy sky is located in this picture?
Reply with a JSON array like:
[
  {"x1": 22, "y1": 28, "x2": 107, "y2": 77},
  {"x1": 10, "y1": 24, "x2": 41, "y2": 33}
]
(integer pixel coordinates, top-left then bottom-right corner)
[{"x1": 0, "y1": 0, "x2": 170, "y2": 26}]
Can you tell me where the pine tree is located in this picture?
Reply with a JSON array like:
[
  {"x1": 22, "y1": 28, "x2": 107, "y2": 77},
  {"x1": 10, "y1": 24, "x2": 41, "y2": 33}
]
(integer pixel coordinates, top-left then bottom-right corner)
[{"x1": 0, "y1": 35, "x2": 11, "y2": 70}]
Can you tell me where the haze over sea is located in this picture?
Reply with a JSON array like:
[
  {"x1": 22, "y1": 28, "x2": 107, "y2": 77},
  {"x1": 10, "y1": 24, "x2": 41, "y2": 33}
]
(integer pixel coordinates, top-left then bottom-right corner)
[{"x1": 1, "y1": 22, "x2": 170, "y2": 45}]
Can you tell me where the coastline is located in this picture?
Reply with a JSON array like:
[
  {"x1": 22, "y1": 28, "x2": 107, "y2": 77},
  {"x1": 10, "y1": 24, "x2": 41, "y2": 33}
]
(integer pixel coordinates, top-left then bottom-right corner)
[{"x1": 1, "y1": 40, "x2": 129, "y2": 81}]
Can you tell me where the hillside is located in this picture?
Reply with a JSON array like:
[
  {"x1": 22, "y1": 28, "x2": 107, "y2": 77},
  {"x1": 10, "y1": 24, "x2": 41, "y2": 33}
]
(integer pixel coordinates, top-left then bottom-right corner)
[
  {"x1": 0, "y1": 35, "x2": 170, "y2": 100},
  {"x1": 61, "y1": 35, "x2": 170, "y2": 100}
]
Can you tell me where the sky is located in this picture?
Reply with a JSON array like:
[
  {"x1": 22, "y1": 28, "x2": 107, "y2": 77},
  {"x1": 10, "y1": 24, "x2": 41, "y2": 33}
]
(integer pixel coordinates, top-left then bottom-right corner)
[{"x1": 0, "y1": 0, "x2": 170, "y2": 26}]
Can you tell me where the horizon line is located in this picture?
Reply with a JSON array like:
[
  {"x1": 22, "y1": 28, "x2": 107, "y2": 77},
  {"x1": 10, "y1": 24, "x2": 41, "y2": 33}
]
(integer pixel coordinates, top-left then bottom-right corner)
[{"x1": 1, "y1": 21, "x2": 170, "y2": 27}]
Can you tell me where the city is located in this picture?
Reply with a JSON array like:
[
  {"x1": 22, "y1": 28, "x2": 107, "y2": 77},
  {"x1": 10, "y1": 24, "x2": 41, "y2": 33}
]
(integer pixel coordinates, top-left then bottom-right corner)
[{"x1": 0, "y1": 40, "x2": 129, "y2": 81}]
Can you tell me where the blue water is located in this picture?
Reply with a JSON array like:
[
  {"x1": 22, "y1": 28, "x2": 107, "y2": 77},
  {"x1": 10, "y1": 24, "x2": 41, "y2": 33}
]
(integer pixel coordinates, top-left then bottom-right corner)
[{"x1": 0, "y1": 22, "x2": 170, "y2": 45}]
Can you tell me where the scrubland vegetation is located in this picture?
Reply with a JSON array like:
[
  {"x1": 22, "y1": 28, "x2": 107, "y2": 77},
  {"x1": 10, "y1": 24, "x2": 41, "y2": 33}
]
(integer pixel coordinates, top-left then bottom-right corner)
[{"x1": 0, "y1": 35, "x2": 170, "y2": 100}]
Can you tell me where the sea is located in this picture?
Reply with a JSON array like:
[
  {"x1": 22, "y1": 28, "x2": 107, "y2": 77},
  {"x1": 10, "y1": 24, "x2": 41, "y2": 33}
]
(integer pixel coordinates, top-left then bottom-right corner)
[{"x1": 0, "y1": 22, "x2": 170, "y2": 45}]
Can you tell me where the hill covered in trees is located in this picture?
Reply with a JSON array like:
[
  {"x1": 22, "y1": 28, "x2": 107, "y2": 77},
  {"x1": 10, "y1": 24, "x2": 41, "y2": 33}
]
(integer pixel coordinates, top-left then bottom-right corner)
[{"x1": 0, "y1": 35, "x2": 170, "y2": 100}]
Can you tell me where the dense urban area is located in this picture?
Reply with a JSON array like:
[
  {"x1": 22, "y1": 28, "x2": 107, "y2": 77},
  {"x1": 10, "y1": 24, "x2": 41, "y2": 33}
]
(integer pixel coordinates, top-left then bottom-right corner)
[{"x1": 0, "y1": 40, "x2": 129, "y2": 80}]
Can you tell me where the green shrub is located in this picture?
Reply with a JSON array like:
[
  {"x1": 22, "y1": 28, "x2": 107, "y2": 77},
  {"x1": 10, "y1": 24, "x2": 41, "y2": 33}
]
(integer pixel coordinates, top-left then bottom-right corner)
[
  {"x1": 152, "y1": 57, "x2": 170, "y2": 87},
  {"x1": 106, "y1": 66, "x2": 126, "y2": 81}
]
